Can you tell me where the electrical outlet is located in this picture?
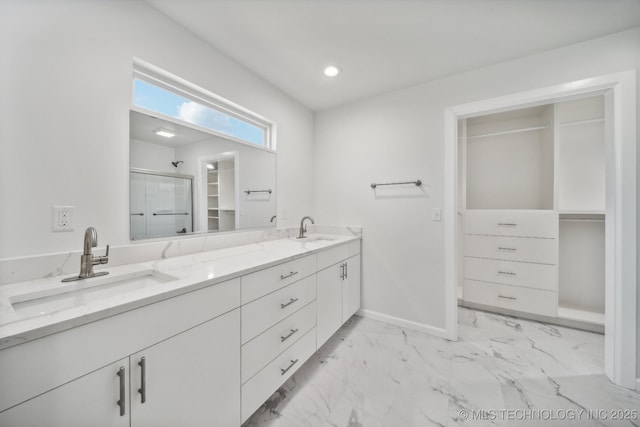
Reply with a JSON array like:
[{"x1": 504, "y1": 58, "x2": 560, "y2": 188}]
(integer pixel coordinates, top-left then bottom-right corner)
[
  {"x1": 53, "y1": 206, "x2": 74, "y2": 232},
  {"x1": 432, "y1": 207, "x2": 442, "y2": 222}
]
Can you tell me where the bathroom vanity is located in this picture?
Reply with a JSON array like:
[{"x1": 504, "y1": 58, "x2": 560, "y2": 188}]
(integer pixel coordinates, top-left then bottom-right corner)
[{"x1": 0, "y1": 230, "x2": 361, "y2": 426}]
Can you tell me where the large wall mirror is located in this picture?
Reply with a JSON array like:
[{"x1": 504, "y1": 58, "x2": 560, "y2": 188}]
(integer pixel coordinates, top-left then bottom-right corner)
[{"x1": 129, "y1": 110, "x2": 276, "y2": 240}]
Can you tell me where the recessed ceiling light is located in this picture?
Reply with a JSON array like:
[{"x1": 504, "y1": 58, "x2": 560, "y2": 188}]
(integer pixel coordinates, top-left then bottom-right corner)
[
  {"x1": 206, "y1": 163, "x2": 216, "y2": 170},
  {"x1": 155, "y1": 128, "x2": 175, "y2": 138},
  {"x1": 324, "y1": 65, "x2": 341, "y2": 77}
]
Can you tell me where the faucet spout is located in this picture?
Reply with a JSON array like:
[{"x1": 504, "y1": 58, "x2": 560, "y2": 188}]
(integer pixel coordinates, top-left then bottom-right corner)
[
  {"x1": 62, "y1": 227, "x2": 110, "y2": 282},
  {"x1": 298, "y1": 216, "x2": 315, "y2": 239}
]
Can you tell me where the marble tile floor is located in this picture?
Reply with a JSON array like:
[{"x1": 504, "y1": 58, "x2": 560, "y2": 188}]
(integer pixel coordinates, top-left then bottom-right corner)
[{"x1": 243, "y1": 307, "x2": 640, "y2": 427}]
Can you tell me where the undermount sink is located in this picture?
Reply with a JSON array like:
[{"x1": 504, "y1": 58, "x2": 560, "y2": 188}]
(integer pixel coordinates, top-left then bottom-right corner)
[
  {"x1": 291, "y1": 235, "x2": 338, "y2": 243},
  {"x1": 10, "y1": 269, "x2": 178, "y2": 319}
]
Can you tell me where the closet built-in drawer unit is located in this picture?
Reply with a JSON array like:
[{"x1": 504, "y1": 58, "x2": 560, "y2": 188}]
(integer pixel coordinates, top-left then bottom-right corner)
[
  {"x1": 464, "y1": 258, "x2": 557, "y2": 291},
  {"x1": 463, "y1": 210, "x2": 558, "y2": 316},
  {"x1": 465, "y1": 210, "x2": 558, "y2": 238},
  {"x1": 463, "y1": 280, "x2": 557, "y2": 317},
  {"x1": 464, "y1": 234, "x2": 557, "y2": 265}
]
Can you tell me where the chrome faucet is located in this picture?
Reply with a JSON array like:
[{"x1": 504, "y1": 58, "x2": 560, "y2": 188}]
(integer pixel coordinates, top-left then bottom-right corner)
[
  {"x1": 298, "y1": 216, "x2": 315, "y2": 239},
  {"x1": 62, "y1": 227, "x2": 110, "y2": 282}
]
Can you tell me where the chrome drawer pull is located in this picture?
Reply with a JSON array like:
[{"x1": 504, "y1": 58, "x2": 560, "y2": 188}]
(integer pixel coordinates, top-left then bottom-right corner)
[
  {"x1": 498, "y1": 247, "x2": 517, "y2": 251},
  {"x1": 497, "y1": 270, "x2": 517, "y2": 276},
  {"x1": 280, "y1": 328, "x2": 299, "y2": 342},
  {"x1": 116, "y1": 367, "x2": 126, "y2": 416},
  {"x1": 280, "y1": 271, "x2": 298, "y2": 280},
  {"x1": 280, "y1": 359, "x2": 299, "y2": 376},
  {"x1": 280, "y1": 298, "x2": 299, "y2": 309},
  {"x1": 498, "y1": 295, "x2": 517, "y2": 301},
  {"x1": 138, "y1": 357, "x2": 146, "y2": 404},
  {"x1": 497, "y1": 223, "x2": 517, "y2": 226}
]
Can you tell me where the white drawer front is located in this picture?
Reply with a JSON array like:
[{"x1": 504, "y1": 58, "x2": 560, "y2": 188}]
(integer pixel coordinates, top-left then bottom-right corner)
[
  {"x1": 463, "y1": 280, "x2": 557, "y2": 317},
  {"x1": 242, "y1": 302, "x2": 316, "y2": 384},
  {"x1": 465, "y1": 210, "x2": 558, "y2": 238},
  {"x1": 242, "y1": 254, "x2": 316, "y2": 304},
  {"x1": 464, "y1": 235, "x2": 557, "y2": 265},
  {"x1": 317, "y1": 240, "x2": 361, "y2": 271},
  {"x1": 241, "y1": 275, "x2": 316, "y2": 343},
  {"x1": 464, "y1": 257, "x2": 557, "y2": 291},
  {"x1": 241, "y1": 328, "x2": 316, "y2": 422}
]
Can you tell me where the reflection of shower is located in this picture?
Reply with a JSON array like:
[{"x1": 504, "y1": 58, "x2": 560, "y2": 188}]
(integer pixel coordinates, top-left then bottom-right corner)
[{"x1": 171, "y1": 161, "x2": 184, "y2": 168}]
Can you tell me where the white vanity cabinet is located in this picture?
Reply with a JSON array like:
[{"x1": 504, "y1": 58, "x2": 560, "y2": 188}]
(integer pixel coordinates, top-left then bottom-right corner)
[
  {"x1": 0, "y1": 357, "x2": 130, "y2": 427},
  {"x1": 316, "y1": 240, "x2": 361, "y2": 348},
  {"x1": 0, "y1": 279, "x2": 241, "y2": 427}
]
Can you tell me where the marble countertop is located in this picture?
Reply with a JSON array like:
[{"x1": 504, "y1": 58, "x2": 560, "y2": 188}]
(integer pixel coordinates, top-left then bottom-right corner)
[{"x1": 0, "y1": 233, "x2": 359, "y2": 350}]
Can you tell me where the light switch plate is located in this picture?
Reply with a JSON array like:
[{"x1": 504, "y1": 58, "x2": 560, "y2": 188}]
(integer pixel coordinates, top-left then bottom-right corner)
[
  {"x1": 432, "y1": 208, "x2": 442, "y2": 221},
  {"x1": 53, "y1": 206, "x2": 74, "y2": 231}
]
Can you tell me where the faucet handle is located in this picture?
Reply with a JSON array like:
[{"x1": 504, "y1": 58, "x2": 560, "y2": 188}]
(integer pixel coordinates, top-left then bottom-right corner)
[{"x1": 98, "y1": 245, "x2": 110, "y2": 265}]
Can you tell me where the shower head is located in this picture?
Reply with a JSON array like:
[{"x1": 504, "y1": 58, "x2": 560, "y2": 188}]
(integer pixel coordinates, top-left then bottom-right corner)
[{"x1": 171, "y1": 161, "x2": 184, "y2": 168}]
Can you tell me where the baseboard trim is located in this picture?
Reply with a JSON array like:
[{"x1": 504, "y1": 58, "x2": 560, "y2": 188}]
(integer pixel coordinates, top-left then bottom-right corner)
[{"x1": 356, "y1": 309, "x2": 452, "y2": 340}]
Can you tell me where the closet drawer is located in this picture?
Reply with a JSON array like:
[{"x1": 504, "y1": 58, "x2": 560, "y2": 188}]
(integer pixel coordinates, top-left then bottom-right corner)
[
  {"x1": 465, "y1": 210, "x2": 558, "y2": 238},
  {"x1": 464, "y1": 235, "x2": 557, "y2": 265},
  {"x1": 241, "y1": 275, "x2": 316, "y2": 343},
  {"x1": 464, "y1": 257, "x2": 557, "y2": 291},
  {"x1": 463, "y1": 280, "x2": 557, "y2": 317},
  {"x1": 242, "y1": 254, "x2": 316, "y2": 304},
  {"x1": 241, "y1": 302, "x2": 316, "y2": 384},
  {"x1": 241, "y1": 328, "x2": 316, "y2": 422}
]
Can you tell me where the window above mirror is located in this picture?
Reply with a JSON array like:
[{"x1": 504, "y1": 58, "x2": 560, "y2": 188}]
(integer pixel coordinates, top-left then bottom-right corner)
[{"x1": 132, "y1": 59, "x2": 274, "y2": 150}]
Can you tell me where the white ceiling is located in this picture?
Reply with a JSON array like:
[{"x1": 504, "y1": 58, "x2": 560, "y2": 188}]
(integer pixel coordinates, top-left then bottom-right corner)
[{"x1": 147, "y1": 0, "x2": 640, "y2": 111}]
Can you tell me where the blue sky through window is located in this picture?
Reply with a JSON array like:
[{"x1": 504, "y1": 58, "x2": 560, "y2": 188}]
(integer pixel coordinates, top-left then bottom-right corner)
[{"x1": 133, "y1": 79, "x2": 265, "y2": 146}]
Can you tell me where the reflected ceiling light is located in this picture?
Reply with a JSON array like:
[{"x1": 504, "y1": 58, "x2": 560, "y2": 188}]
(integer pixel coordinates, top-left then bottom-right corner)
[
  {"x1": 206, "y1": 163, "x2": 216, "y2": 170},
  {"x1": 155, "y1": 128, "x2": 175, "y2": 138},
  {"x1": 323, "y1": 65, "x2": 341, "y2": 77}
]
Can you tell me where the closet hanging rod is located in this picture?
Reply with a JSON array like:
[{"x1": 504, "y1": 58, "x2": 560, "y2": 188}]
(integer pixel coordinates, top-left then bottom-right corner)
[
  {"x1": 244, "y1": 189, "x2": 272, "y2": 195},
  {"x1": 371, "y1": 180, "x2": 422, "y2": 189},
  {"x1": 558, "y1": 117, "x2": 604, "y2": 128},
  {"x1": 153, "y1": 212, "x2": 189, "y2": 216},
  {"x1": 466, "y1": 124, "x2": 550, "y2": 140}
]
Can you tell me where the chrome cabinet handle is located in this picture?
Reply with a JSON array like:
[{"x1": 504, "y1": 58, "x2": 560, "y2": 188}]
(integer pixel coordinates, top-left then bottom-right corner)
[
  {"x1": 497, "y1": 270, "x2": 516, "y2": 276},
  {"x1": 280, "y1": 271, "x2": 298, "y2": 280},
  {"x1": 280, "y1": 359, "x2": 299, "y2": 376},
  {"x1": 497, "y1": 223, "x2": 517, "y2": 227},
  {"x1": 117, "y1": 366, "x2": 125, "y2": 416},
  {"x1": 280, "y1": 328, "x2": 299, "y2": 342},
  {"x1": 498, "y1": 247, "x2": 517, "y2": 251},
  {"x1": 340, "y1": 263, "x2": 346, "y2": 280},
  {"x1": 138, "y1": 357, "x2": 146, "y2": 404},
  {"x1": 345, "y1": 262, "x2": 348, "y2": 279},
  {"x1": 498, "y1": 295, "x2": 517, "y2": 300},
  {"x1": 280, "y1": 298, "x2": 299, "y2": 309},
  {"x1": 130, "y1": 213, "x2": 144, "y2": 216}
]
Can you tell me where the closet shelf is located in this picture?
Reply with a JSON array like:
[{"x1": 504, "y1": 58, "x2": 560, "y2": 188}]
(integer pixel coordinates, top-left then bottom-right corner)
[{"x1": 466, "y1": 124, "x2": 550, "y2": 140}]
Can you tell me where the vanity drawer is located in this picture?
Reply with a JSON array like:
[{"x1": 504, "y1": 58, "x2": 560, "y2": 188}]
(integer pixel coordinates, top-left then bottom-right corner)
[
  {"x1": 316, "y1": 240, "x2": 361, "y2": 271},
  {"x1": 242, "y1": 254, "x2": 316, "y2": 304},
  {"x1": 241, "y1": 275, "x2": 316, "y2": 343},
  {"x1": 464, "y1": 235, "x2": 557, "y2": 265},
  {"x1": 464, "y1": 257, "x2": 557, "y2": 291},
  {"x1": 463, "y1": 280, "x2": 557, "y2": 317},
  {"x1": 242, "y1": 301, "x2": 316, "y2": 384},
  {"x1": 465, "y1": 211, "x2": 558, "y2": 238},
  {"x1": 241, "y1": 327, "x2": 316, "y2": 422}
]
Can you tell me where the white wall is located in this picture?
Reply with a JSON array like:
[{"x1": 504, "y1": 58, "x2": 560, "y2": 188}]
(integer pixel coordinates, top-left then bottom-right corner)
[
  {"x1": 0, "y1": 0, "x2": 314, "y2": 258},
  {"x1": 315, "y1": 28, "x2": 640, "y2": 339}
]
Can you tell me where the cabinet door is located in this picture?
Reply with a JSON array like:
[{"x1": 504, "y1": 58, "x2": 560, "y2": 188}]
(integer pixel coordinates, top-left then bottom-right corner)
[
  {"x1": 342, "y1": 255, "x2": 361, "y2": 321},
  {"x1": 130, "y1": 308, "x2": 240, "y2": 427},
  {"x1": 0, "y1": 358, "x2": 129, "y2": 427},
  {"x1": 316, "y1": 263, "x2": 343, "y2": 348}
]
